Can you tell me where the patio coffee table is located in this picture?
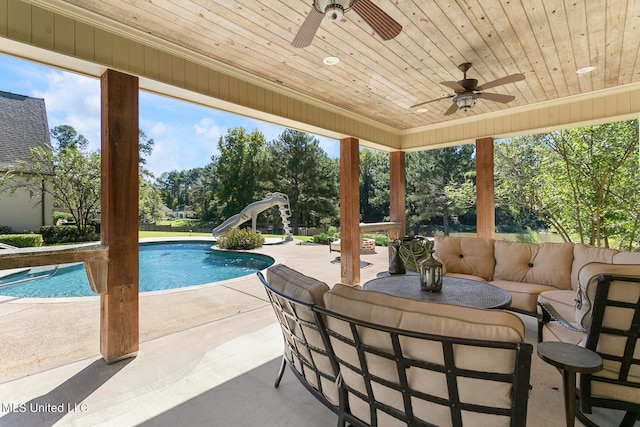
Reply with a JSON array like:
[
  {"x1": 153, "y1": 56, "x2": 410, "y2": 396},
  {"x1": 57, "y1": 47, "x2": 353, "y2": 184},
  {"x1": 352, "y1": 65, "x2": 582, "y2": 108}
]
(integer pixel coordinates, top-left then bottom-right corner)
[{"x1": 362, "y1": 274, "x2": 512, "y2": 309}]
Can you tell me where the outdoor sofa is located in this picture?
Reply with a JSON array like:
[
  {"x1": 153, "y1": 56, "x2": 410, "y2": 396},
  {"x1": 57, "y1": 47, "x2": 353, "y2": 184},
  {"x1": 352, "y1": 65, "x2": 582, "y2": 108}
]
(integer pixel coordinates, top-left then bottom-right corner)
[
  {"x1": 432, "y1": 235, "x2": 640, "y2": 317},
  {"x1": 260, "y1": 264, "x2": 533, "y2": 426}
]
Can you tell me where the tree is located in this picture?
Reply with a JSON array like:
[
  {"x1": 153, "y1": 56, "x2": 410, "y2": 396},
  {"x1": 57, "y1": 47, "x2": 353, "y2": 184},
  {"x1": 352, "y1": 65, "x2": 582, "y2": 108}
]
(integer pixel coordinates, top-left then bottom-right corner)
[
  {"x1": 50, "y1": 125, "x2": 89, "y2": 151},
  {"x1": 2, "y1": 128, "x2": 101, "y2": 234},
  {"x1": 138, "y1": 129, "x2": 155, "y2": 178},
  {"x1": 139, "y1": 177, "x2": 163, "y2": 222},
  {"x1": 215, "y1": 127, "x2": 266, "y2": 218},
  {"x1": 198, "y1": 163, "x2": 222, "y2": 222},
  {"x1": 359, "y1": 148, "x2": 389, "y2": 223},
  {"x1": 495, "y1": 120, "x2": 640, "y2": 249},
  {"x1": 262, "y1": 129, "x2": 338, "y2": 232},
  {"x1": 406, "y1": 145, "x2": 476, "y2": 235}
]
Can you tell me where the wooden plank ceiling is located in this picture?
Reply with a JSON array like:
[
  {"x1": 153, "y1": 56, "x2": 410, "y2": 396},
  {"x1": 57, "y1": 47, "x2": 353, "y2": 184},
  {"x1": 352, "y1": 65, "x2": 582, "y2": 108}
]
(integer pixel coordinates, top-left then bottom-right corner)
[{"x1": 59, "y1": 0, "x2": 640, "y2": 132}]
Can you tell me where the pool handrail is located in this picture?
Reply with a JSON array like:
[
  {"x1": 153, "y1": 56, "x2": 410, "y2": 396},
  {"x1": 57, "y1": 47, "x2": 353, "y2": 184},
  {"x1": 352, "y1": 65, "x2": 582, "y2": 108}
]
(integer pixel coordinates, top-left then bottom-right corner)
[
  {"x1": 0, "y1": 242, "x2": 109, "y2": 294},
  {"x1": 0, "y1": 265, "x2": 60, "y2": 290}
]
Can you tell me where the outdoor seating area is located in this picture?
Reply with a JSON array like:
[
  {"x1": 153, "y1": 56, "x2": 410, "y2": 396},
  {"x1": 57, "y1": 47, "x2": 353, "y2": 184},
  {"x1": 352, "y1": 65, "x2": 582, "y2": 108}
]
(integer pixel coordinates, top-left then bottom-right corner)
[
  {"x1": 1, "y1": 239, "x2": 638, "y2": 426},
  {"x1": 260, "y1": 264, "x2": 532, "y2": 426}
]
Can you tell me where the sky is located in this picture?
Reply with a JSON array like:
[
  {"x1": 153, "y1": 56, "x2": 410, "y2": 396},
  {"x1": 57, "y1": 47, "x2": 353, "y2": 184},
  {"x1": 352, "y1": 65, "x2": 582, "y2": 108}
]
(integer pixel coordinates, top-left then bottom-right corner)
[{"x1": 0, "y1": 53, "x2": 340, "y2": 177}]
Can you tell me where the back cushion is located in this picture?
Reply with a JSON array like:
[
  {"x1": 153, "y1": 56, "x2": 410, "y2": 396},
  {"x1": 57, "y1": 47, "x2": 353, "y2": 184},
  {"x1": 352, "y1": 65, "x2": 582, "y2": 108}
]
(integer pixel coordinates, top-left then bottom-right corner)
[
  {"x1": 613, "y1": 250, "x2": 640, "y2": 265},
  {"x1": 494, "y1": 241, "x2": 574, "y2": 289},
  {"x1": 324, "y1": 284, "x2": 525, "y2": 342},
  {"x1": 434, "y1": 235, "x2": 495, "y2": 281},
  {"x1": 267, "y1": 264, "x2": 329, "y2": 307},
  {"x1": 571, "y1": 244, "x2": 618, "y2": 290},
  {"x1": 324, "y1": 284, "x2": 525, "y2": 427}
]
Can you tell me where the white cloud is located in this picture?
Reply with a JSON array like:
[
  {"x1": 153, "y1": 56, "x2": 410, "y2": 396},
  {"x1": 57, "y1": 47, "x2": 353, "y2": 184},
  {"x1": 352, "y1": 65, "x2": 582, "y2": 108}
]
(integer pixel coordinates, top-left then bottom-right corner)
[
  {"x1": 0, "y1": 54, "x2": 340, "y2": 179},
  {"x1": 194, "y1": 117, "x2": 225, "y2": 141},
  {"x1": 32, "y1": 70, "x2": 101, "y2": 149}
]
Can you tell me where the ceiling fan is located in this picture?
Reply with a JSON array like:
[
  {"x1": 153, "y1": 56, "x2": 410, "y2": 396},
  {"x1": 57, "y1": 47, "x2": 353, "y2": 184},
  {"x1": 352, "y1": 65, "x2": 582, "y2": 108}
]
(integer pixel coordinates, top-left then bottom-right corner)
[
  {"x1": 292, "y1": 0, "x2": 402, "y2": 48},
  {"x1": 410, "y1": 63, "x2": 525, "y2": 115}
]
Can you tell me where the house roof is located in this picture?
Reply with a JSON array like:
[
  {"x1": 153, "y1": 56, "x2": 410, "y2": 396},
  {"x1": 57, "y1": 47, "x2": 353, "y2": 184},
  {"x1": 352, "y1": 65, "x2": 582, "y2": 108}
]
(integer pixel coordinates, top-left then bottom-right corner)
[
  {"x1": 1, "y1": 1, "x2": 638, "y2": 151},
  {"x1": 0, "y1": 90, "x2": 51, "y2": 171}
]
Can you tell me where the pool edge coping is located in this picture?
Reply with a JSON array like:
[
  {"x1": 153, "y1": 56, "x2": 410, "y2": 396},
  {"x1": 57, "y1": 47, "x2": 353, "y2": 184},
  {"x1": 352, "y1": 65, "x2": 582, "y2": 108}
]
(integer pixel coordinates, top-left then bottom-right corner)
[{"x1": 0, "y1": 237, "x2": 284, "y2": 303}]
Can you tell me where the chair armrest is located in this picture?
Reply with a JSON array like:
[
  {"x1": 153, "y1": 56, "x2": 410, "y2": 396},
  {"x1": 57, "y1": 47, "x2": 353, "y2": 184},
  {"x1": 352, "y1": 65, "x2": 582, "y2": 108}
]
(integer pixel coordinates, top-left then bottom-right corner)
[{"x1": 538, "y1": 301, "x2": 587, "y2": 334}]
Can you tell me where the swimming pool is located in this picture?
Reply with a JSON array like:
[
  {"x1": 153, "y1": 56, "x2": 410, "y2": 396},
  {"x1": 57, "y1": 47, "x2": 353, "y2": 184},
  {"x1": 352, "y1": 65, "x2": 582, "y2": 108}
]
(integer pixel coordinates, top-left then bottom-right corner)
[{"x1": 0, "y1": 242, "x2": 273, "y2": 298}]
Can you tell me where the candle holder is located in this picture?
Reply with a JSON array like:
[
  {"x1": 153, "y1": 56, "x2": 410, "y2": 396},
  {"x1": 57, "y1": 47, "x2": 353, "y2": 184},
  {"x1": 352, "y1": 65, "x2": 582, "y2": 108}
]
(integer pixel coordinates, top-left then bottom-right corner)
[{"x1": 419, "y1": 247, "x2": 443, "y2": 292}]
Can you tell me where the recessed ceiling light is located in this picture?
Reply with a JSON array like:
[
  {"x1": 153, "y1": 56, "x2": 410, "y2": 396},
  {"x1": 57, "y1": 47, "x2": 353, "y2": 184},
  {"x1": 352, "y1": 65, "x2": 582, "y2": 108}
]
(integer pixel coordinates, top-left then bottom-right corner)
[
  {"x1": 416, "y1": 108, "x2": 429, "y2": 113},
  {"x1": 323, "y1": 56, "x2": 339, "y2": 66},
  {"x1": 576, "y1": 66, "x2": 596, "y2": 74}
]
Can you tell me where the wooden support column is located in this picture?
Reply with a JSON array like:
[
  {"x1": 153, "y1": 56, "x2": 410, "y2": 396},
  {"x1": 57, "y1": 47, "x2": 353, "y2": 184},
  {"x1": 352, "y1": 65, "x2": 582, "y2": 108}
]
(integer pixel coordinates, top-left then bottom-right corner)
[
  {"x1": 100, "y1": 69, "x2": 139, "y2": 363},
  {"x1": 476, "y1": 137, "x2": 495, "y2": 239},
  {"x1": 340, "y1": 137, "x2": 360, "y2": 284},
  {"x1": 389, "y1": 151, "x2": 406, "y2": 240}
]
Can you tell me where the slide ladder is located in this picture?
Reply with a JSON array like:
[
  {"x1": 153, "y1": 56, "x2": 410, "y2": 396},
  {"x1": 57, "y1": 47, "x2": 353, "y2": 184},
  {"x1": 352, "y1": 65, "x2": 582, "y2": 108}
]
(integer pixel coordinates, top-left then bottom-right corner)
[{"x1": 277, "y1": 195, "x2": 292, "y2": 237}]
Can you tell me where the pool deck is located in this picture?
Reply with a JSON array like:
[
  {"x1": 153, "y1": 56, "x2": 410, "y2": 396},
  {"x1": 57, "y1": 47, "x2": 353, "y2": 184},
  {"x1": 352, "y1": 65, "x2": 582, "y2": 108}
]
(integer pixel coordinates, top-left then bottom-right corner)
[{"x1": 0, "y1": 238, "x2": 631, "y2": 426}]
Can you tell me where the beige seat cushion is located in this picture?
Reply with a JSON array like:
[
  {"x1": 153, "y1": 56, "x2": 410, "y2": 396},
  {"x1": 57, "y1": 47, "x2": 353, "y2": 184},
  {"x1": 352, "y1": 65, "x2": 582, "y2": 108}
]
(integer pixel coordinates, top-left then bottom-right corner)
[
  {"x1": 323, "y1": 284, "x2": 525, "y2": 427},
  {"x1": 434, "y1": 235, "x2": 495, "y2": 281},
  {"x1": 267, "y1": 264, "x2": 329, "y2": 306},
  {"x1": 541, "y1": 321, "x2": 584, "y2": 345},
  {"x1": 537, "y1": 289, "x2": 577, "y2": 322},
  {"x1": 494, "y1": 241, "x2": 573, "y2": 290},
  {"x1": 490, "y1": 279, "x2": 557, "y2": 314}
]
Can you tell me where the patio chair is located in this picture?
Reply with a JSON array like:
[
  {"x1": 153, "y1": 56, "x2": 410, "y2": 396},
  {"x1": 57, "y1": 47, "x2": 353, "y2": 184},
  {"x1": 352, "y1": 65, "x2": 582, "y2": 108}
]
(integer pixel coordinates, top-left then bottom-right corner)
[
  {"x1": 258, "y1": 266, "x2": 341, "y2": 415},
  {"x1": 539, "y1": 273, "x2": 640, "y2": 426}
]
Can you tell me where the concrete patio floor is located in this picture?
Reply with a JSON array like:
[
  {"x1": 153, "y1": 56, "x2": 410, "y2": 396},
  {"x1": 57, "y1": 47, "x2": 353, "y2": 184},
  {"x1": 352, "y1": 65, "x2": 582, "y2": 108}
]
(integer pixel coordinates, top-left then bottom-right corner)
[{"x1": 0, "y1": 238, "x2": 635, "y2": 426}]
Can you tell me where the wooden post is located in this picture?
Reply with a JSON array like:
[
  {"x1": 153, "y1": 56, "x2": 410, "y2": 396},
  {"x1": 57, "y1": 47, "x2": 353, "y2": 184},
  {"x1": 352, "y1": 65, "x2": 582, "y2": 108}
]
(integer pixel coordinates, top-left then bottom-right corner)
[
  {"x1": 389, "y1": 151, "x2": 406, "y2": 240},
  {"x1": 340, "y1": 137, "x2": 360, "y2": 284},
  {"x1": 100, "y1": 69, "x2": 139, "y2": 363},
  {"x1": 476, "y1": 137, "x2": 495, "y2": 239}
]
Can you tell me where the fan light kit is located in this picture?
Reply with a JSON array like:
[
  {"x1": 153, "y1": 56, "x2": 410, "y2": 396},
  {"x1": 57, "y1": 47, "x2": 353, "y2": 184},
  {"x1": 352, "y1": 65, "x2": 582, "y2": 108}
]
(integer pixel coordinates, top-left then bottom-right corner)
[
  {"x1": 454, "y1": 93, "x2": 477, "y2": 112},
  {"x1": 292, "y1": 0, "x2": 402, "y2": 48},
  {"x1": 411, "y1": 62, "x2": 525, "y2": 115},
  {"x1": 318, "y1": 0, "x2": 349, "y2": 21}
]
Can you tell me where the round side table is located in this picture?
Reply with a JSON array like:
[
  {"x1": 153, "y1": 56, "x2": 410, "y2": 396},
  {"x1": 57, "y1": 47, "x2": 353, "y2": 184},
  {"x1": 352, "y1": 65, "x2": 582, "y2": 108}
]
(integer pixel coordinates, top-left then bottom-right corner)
[{"x1": 537, "y1": 341, "x2": 603, "y2": 427}]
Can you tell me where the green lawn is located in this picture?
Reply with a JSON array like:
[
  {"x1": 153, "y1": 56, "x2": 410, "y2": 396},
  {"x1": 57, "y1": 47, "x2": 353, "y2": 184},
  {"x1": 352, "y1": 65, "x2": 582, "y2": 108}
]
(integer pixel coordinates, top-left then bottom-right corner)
[{"x1": 138, "y1": 230, "x2": 313, "y2": 242}]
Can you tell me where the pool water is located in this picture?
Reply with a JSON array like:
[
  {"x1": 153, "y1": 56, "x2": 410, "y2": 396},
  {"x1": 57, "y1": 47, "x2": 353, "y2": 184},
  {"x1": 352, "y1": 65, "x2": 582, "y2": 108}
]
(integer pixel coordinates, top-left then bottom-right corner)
[{"x1": 0, "y1": 242, "x2": 273, "y2": 298}]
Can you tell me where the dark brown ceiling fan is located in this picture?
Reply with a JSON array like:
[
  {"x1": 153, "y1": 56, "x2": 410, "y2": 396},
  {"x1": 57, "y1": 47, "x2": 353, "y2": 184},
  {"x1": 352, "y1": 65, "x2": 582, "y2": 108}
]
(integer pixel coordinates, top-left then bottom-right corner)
[
  {"x1": 411, "y1": 63, "x2": 525, "y2": 115},
  {"x1": 292, "y1": 0, "x2": 402, "y2": 48}
]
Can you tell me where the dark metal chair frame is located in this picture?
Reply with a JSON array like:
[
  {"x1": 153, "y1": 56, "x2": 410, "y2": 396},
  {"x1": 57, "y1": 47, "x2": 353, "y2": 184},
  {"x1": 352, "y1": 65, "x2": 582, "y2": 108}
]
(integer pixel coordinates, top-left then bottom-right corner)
[
  {"x1": 258, "y1": 272, "x2": 343, "y2": 417},
  {"x1": 315, "y1": 305, "x2": 533, "y2": 427},
  {"x1": 539, "y1": 274, "x2": 640, "y2": 427},
  {"x1": 259, "y1": 271, "x2": 533, "y2": 427}
]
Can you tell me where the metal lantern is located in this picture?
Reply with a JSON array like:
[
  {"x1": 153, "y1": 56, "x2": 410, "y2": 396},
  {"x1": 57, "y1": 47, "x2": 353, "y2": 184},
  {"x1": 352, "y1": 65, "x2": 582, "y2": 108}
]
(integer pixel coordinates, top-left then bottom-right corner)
[{"x1": 419, "y1": 248, "x2": 443, "y2": 292}]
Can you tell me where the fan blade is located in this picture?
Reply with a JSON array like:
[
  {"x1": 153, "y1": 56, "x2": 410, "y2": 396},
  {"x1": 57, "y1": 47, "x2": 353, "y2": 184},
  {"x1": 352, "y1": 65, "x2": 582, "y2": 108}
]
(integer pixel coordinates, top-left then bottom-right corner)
[
  {"x1": 440, "y1": 81, "x2": 466, "y2": 92},
  {"x1": 292, "y1": 8, "x2": 324, "y2": 48},
  {"x1": 476, "y1": 73, "x2": 525, "y2": 91},
  {"x1": 352, "y1": 0, "x2": 402, "y2": 41},
  {"x1": 477, "y1": 92, "x2": 516, "y2": 103},
  {"x1": 410, "y1": 95, "x2": 454, "y2": 109},
  {"x1": 444, "y1": 102, "x2": 459, "y2": 116}
]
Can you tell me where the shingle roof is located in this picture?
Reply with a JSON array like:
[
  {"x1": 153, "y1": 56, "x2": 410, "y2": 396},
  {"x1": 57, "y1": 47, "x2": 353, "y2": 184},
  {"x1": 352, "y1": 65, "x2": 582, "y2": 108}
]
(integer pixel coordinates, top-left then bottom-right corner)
[{"x1": 0, "y1": 90, "x2": 52, "y2": 171}]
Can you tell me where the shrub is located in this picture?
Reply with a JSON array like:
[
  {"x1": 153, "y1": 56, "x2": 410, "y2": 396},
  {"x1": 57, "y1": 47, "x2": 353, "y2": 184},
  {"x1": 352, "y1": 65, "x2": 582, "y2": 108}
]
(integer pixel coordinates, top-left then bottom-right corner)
[
  {"x1": 217, "y1": 227, "x2": 264, "y2": 250},
  {"x1": 39, "y1": 225, "x2": 99, "y2": 244},
  {"x1": 0, "y1": 234, "x2": 44, "y2": 248},
  {"x1": 312, "y1": 233, "x2": 332, "y2": 245},
  {"x1": 371, "y1": 235, "x2": 389, "y2": 247},
  {"x1": 0, "y1": 225, "x2": 12, "y2": 234}
]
